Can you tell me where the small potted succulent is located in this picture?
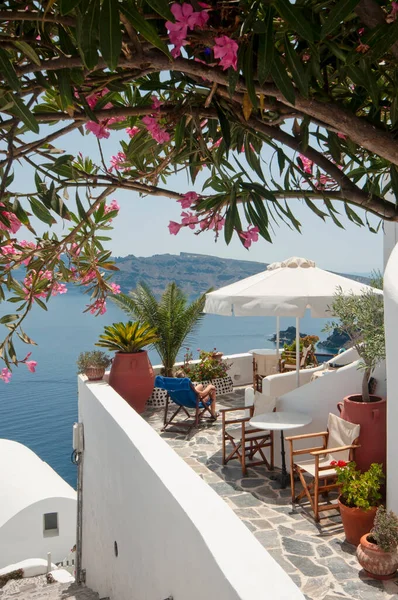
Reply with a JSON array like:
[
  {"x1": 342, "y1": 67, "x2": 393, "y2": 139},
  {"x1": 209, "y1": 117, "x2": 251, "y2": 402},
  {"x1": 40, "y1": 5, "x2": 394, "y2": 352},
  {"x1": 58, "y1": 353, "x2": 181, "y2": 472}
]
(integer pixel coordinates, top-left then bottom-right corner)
[
  {"x1": 356, "y1": 506, "x2": 398, "y2": 579},
  {"x1": 77, "y1": 350, "x2": 111, "y2": 381},
  {"x1": 333, "y1": 460, "x2": 384, "y2": 546},
  {"x1": 96, "y1": 321, "x2": 159, "y2": 413}
]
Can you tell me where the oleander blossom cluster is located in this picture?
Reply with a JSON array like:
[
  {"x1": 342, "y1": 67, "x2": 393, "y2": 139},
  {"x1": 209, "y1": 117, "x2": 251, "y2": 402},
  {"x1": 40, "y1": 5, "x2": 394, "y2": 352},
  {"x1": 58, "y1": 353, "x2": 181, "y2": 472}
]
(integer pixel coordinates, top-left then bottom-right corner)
[
  {"x1": 142, "y1": 96, "x2": 170, "y2": 144},
  {"x1": 84, "y1": 88, "x2": 125, "y2": 139},
  {"x1": 297, "y1": 154, "x2": 338, "y2": 190},
  {"x1": 166, "y1": 2, "x2": 209, "y2": 58},
  {"x1": 23, "y1": 270, "x2": 68, "y2": 300},
  {"x1": 168, "y1": 191, "x2": 258, "y2": 247}
]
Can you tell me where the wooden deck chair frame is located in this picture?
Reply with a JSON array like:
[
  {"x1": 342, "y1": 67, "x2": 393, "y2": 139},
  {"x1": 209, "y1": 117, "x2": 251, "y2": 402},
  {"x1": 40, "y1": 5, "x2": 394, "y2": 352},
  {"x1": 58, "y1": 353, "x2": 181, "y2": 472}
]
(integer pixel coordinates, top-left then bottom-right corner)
[
  {"x1": 221, "y1": 404, "x2": 274, "y2": 476},
  {"x1": 280, "y1": 345, "x2": 313, "y2": 373},
  {"x1": 286, "y1": 427, "x2": 360, "y2": 522},
  {"x1": 162, "y1": 385, "x2": 215, "y2": 435}
]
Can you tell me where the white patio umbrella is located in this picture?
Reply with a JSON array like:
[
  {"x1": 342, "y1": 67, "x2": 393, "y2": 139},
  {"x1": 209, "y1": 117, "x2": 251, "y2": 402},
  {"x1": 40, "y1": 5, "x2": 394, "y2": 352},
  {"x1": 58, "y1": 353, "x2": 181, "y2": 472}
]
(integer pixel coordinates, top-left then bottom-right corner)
[{"x1": 204, "y1": 256, "x2": 382, "y2": 385}]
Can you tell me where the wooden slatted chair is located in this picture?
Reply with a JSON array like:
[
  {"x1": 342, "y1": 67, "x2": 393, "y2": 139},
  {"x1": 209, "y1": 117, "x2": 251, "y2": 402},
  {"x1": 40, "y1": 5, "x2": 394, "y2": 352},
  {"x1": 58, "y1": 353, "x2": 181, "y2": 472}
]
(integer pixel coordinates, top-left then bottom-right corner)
[
  {"x1": 286, "y1": 413, "x2": 360, "y2": 521},
  {"x1": 221, "y1": 394, "x2": 275, "y2": 476},
  {"x1": 280, "y1": 345, "x2": 315, "y2": 373}
]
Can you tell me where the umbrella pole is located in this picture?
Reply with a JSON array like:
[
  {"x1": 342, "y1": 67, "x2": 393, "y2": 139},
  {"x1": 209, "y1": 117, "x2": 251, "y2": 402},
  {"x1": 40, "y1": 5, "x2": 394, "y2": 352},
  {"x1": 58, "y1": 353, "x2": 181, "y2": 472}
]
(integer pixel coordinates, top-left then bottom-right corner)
[
  {"x1": 276, "y1": 316, "x2": 280, "y2": 363},
  {"x1": 296, "y1": 317, "x2": 300, "y2": 387}
]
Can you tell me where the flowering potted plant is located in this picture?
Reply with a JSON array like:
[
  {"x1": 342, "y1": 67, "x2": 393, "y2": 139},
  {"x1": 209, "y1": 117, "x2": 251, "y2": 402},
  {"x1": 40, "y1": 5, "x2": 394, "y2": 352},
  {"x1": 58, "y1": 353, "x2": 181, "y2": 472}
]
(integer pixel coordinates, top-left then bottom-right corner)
[
  {"x1": 356, "y1": 506, "x2": 398, "y2": 580},
  {"x1": 333, "y1": 460, "x2": 384, "y2": 546},
  {"x1": 182, "y1": 348, "x2": 233, "y2": 395},
  {"x1": 96, "y1": 321, "x2": 158, "y2": 413},
  {"x1": 77, "y1": 350, "x2": 111, "y2": 381}
]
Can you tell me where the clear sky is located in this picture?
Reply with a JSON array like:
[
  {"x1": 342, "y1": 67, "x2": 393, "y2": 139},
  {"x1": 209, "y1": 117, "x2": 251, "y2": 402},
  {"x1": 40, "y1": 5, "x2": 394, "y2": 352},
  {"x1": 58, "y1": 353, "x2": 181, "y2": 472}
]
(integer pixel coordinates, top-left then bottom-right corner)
[{"x1": 10, "y1": 124, "x2": 384, "y2": 274}]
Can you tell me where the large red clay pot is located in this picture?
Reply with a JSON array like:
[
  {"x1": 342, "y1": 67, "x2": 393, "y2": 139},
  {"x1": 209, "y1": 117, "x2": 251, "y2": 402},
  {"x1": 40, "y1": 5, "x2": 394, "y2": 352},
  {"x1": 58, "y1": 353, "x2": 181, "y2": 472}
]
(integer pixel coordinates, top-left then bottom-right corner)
[
  {"x1": 337, "y1": 395, "x2": 386, "y2": 473},
  {"x1": 357, "y1": 533, "x2": 398, "y2": 580},
  {"x1": 338, "y1": 498, "x2": 377, "y2": 546},
  {"x1": 109, "y1": 351, "x2": 155, "y2": 413}
]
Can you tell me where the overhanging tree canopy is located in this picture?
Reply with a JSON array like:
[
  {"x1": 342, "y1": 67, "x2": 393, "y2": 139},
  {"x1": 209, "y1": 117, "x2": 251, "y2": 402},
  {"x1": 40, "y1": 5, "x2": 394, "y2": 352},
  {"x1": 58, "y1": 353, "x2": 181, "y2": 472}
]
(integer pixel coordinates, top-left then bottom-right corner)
[{"x1": 0, "y1": 0, "x2": 397, "y2": 374}]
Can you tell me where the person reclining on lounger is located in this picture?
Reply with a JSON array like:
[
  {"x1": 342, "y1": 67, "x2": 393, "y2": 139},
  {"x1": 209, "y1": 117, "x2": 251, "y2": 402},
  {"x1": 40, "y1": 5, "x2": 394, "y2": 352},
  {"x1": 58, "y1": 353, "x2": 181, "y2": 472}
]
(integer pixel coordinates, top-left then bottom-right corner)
[{"x1": 175, "y1": 369, "x2": 218, "y2": 419}]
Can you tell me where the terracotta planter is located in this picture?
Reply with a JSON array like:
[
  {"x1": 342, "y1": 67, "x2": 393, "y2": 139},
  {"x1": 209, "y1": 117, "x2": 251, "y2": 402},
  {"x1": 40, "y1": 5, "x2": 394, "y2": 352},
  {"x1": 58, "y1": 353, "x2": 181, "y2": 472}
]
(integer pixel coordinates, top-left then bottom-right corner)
[
  {"x1": 109, "y1": 351, "x2": 155, "y2": 413},
  {"x1": 85, "y1": 366, "x2": 105, "y2": 381},
  {"x1": 338, "y1": 497, "x2": 377, "y2": 546},
  {"x1": 337, "y1": 395, "x2": 386, "y2": 473},
  {"x1": 357, "y1": 534, "x2": 398, "y2": 579}
]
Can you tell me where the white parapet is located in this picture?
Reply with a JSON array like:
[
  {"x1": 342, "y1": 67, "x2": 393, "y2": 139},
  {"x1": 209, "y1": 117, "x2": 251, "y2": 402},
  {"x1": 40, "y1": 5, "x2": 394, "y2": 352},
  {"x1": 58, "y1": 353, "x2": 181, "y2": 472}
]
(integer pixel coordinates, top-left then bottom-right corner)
[
  {"x1": 384, "y1": 242, "x2": 398, "y2": 513},
  {"x1": 78, "y1": 377, "x2": 304, "y2": 600}
]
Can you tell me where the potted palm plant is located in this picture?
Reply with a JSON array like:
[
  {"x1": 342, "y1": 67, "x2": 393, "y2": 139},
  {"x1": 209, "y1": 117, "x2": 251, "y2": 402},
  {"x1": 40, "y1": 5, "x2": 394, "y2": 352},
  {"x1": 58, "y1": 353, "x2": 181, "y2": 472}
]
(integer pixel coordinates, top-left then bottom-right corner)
[
  {"x1": 110, "y1": 282, "x2": 210, "y2": 407},
  {"x1": 77, "y1": 350, "x2": 111, "y2": 381},
  {"x1": 333, "y1": 460, "x2": 384, "y2": 546},
  {"x1": 326, "y1": 286, "x2": 385, "y2": 472},
  {"x1": 357, "y1": 505, "x2": 398, "y2": 580},
  {"x1": 96, "y1": 321, "x2": 159, "y2": 413}
]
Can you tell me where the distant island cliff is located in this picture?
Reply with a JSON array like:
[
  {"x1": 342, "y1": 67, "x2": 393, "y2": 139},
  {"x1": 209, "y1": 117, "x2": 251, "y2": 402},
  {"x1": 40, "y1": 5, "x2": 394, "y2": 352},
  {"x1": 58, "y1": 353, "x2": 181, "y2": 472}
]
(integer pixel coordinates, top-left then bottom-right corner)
[{"x1": 110, "y1": 252, "x2": 370, "y2": 298}]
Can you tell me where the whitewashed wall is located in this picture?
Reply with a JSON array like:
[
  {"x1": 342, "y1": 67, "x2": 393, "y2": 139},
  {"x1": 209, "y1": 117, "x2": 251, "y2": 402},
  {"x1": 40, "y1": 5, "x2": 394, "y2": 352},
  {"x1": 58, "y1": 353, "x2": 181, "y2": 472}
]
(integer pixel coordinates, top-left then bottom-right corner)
[
  {"x1": 384, "y1": 242, "x2": 398, "y2": 512},
  {"x1": 153, "y1": 352, "x2": 254, "y2": 386},
  {"x1": 78, "y1": 378, "x2": 304, "y2": 600},
  {"x1": 0, "y1": 498, "x2": 76, "y2": 568}
]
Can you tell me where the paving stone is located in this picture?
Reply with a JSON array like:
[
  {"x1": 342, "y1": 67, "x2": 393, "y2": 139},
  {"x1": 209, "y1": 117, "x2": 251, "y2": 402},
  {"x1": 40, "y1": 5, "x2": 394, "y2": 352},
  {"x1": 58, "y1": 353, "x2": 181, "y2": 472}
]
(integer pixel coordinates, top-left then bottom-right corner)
[
  {"x1": 319, "y1": 557, "x2": 357, "y2": 581},
  {"x1": 278, "y1": 524, "x2": 295, "y2": 536},
  {"x1": 302, "y1": 576, "x2": 333, "y2": 599},
  {"x1": 233, "y1": 508, "x2": 260, "y2": 519},
  {"x1": 342, "y1": 578, "x2": 385, "y2": 600},
  {"x1": 317, "y1": 544, "x2": 334, "y2": 558},
  {"x1": 240, "y1": 478, "x2": 263, "y2": 489},
  {"x1": 249, "y1": 518, "x2": 272, "y2": 530},
  {"x1": 209, "y1": 481, "x2": 239, "y2": 496},
  {"x1": 282, "y1": 537, "x2": 315, "y2": 556},
  {"x1": 267, "y1": 550, "x2": 297, "y2": 574},
  {"x1": 287, "y1": 555, "x2": 329, "y2": 577},
  {"x1": 289, "y1": 573, "x2": 302, "y2": 588},
  {"x1": 230, "y1": 493, "x2": 264, "y2": 508},
  {"x1": 254, "y1": 529, "x2": 281, "y2": 549},
  {"x1": 242, "y1": 519, "x2": 257, "y2": 533}
]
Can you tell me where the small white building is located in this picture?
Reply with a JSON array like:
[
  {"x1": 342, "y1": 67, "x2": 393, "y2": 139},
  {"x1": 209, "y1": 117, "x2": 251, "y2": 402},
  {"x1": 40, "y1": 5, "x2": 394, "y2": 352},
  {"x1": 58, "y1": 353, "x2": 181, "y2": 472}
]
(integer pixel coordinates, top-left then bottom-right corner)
[{"x1": 0, "y1": 439, "x2": 77, "y2": 568}]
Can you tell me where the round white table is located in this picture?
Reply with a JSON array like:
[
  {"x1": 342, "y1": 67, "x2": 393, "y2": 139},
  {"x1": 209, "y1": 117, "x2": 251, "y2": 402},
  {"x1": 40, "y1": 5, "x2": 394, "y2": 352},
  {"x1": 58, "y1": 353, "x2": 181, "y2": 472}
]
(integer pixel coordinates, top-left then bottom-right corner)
[{"x1": 250, "y1": 412, "x2": 312, "y2": 489}]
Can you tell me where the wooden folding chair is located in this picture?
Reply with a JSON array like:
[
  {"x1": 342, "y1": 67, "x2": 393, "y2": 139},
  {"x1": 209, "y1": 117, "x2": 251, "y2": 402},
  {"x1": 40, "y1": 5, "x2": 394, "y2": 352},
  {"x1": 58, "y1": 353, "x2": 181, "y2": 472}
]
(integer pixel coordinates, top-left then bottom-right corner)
[
  {"x1": 155, "y1": 375, "x2": 215, "y2": 435},
  {"x1": 286, "y1": 413, "x2": 360, "y2": 521},
  {"x1": 221, "y1": 394, "x2": 275, "y2": 476}
]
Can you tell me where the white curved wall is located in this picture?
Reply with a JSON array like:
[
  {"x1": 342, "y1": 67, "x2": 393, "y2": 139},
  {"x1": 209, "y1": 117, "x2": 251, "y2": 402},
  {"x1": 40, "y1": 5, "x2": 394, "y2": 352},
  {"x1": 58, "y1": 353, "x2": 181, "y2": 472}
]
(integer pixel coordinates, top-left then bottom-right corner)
[
  {"x1": 78, "y1": 378, "x2": 304, "y2": 600},
  {"x1": 384, "y1": 242, "x2": 398, "y2": 512},
  {"x1": 0, "y1": 498, "x2": 76, "y2": 568}
]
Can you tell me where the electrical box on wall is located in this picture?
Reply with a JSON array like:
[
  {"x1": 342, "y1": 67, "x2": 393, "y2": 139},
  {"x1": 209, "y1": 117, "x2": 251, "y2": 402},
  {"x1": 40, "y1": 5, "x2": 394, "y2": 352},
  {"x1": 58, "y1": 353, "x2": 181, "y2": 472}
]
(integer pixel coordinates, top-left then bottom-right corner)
[{"x1": 73, "y1": 423, "x2": 84, "y2": 452}]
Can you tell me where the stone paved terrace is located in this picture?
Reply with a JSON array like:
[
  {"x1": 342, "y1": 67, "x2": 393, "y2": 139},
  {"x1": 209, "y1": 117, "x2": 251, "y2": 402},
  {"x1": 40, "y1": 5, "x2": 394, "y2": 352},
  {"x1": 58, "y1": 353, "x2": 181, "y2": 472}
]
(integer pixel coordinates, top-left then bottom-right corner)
[
  {"x1": 143, "y1": 387, "x2": 398, "y2": 600},
  {"x1": 0, "y1": 575, "x2": 99, "y2": 600}
]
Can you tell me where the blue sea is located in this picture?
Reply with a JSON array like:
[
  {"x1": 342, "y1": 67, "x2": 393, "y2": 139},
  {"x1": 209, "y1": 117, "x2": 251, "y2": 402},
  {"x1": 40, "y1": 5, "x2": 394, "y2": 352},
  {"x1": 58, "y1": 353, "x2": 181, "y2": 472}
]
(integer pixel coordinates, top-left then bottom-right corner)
[{"x1": 0, "y1": 292, "x2": 330, "y2": 488}]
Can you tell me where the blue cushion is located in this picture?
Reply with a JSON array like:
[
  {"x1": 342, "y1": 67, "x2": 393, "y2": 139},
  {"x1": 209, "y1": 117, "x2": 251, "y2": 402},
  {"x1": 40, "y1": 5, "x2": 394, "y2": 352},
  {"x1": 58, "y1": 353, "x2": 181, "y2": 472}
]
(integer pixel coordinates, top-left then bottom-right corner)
[{"x1": 155, "y1": 375, "x2": 209, "y2": 409}]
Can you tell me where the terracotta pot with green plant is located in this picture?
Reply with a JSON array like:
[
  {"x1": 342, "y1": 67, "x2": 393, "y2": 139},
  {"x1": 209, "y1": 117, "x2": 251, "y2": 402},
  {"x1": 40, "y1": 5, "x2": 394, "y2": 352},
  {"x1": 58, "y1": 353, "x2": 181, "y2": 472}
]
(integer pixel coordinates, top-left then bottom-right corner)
[
  {"x1": 77, "y1": 350, "x2": 111, "y2": 381},
  {"x1": 357, "y1": 506, "x2": 398, "y2": 580},
  {"x1": 326, "y1": 283, "x2": 385, "y2": 472},
  {"x1": 334, "y1": 460, "x2": 384, "y2": 546},
  {"x1": 96, "y1": 321, "x2": 159, "y2": 413}
]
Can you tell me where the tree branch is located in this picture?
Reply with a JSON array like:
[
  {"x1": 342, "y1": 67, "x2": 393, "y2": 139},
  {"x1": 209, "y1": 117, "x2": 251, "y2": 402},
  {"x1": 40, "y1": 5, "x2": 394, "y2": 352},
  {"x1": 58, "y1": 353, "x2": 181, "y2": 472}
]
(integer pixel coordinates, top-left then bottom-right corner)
[{"x1": 355, "y1": 0, "x2": 398, "y2": 59}]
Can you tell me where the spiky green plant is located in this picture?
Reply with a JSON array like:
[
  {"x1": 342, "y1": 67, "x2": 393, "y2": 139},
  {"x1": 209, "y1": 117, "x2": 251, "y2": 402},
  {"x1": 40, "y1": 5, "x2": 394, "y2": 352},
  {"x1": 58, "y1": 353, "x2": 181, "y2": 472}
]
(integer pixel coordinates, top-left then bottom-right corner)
[
  {"x1": 110, "y1": 282, "x2": 211, "y2": 376},
  {"x1": 96, "y1": 321, "x2": 159, "y2": 354}
]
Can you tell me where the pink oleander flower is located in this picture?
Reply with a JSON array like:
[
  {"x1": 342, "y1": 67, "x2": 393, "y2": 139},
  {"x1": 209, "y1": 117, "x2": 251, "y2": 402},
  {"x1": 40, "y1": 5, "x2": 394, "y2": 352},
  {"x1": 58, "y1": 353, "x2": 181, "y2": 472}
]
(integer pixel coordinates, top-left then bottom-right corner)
[
  {"x1": 178, "y1": 191, "x2": 199, "y2": 209},
  {"x1": 142, "y1": 116, "x2": 170, "y2": 143},
  {"x1": 81, "y1": 270, "x2": 97, "y2": 284},
  {"x1": 213, "y1": 36, "x2": 238, "y2": 70},
  {"x1": 89, "y1": 299, "x2": 106, "y2": 315},
  {"x1": 1, "y1": 243, "x2": 19, "y2": 256},
  {"x1": 104, "y1": 199, "x2": 120, "y2": 214},
  {"x1": 52, "y1": 282, "x2": 67, "y2": 296},
  {"x1": 1, "y1": 367, "x2": 11, "y2": 383},
  {"x1": 107, "y1": 115, "x2": 126, "y2": 126},
  {"x1": 181, "y1": 210, "x2": 199, "y2": 229},
  {"x1": 200, "y1": 214, "x2": 225, "y2": 231},
  {"x1": 70, "y1": 242, "x2": 81, "y2": 256},
  {"x1": 168, "y1": 221, "x2": 182, "y2": 235},
  {"x1": 166, "y1": 3, "x2": 209, "y2": 57},
  {"x1": 25, "y1": 360, "x2": 37, "y2": 373},
  {"x1": 0, "y1": 205, "x2": 22, "y2": 234},
  {"x1": 109, "y1": 152, "x2": 127, "y2": 171},
  {"x1": 213, "y1": 137, "x2": 223, "y2": 149},
  {"x1": 151, "y1": 95, "x2": 162, "y2": 110},
  {"x1": 19, "y1": 240, "x2": 36, "y2": 265},
  {"x1": 126, "y1": 126, "x2": 139, "y2": 138},
  {"x1": 85, "y1": 121, "x2": 110, "y2": 139},
  {"x1": 86, "y1": 88, "x2": 111, "y2": 110},
  {"x1": 240, "y1": 226, "x2": 259, "y2": 249},
  {"x1": 302, "y1": 52, "x2": 311, "y2": 61},
  {"x1": 298, "y1": 154, "x2": 313, "y2": 174},
  {"x1": 358, "y1": 27, "x2": 365, "y2": 35},
  {"x1": 110, "y1": 282, "x2": 121, "y2": 294},
  {"x1": 337, "y1": 133, "x2": 347, "y2": 140}
]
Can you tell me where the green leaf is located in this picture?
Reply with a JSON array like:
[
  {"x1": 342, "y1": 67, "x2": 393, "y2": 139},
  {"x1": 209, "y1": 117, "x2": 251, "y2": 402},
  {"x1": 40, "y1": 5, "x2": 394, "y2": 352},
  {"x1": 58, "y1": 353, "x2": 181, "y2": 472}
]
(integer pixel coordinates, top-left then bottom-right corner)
[
  {"x1": 284, "y1": 35, "x2": 308, "y2": 98},
  {"x1": 28, "y1": 197, "x2": 56, "y2": 225},
  {"x1": 257, "y1": 8, "x2": 274, "y2": 85},
  {"x1": 57, "y1": 70, "x2": 74, "y2": 109},
  {"x1": 270, "y1": 53, "x2": 295, "y2": 105},
  {"x1": 7, "y1": 94, "x2": 39, "y2": 133},
  {"x1": 0, "y1": 314, "x2": 19, "y2": 325},
  {"x1": 344, "y1": 203, "x2": 364, "y2": 226},
  {"x1": 145, "y1": 0, "x2": 173, "y2": 21},
  {"x1": 368, "y1": 21, "x2": 398, "y2": 62},
  {"x1": 174, "y1": 116, "x2": 186, "y2": 152},
  {"x1": 274, "y1": 0, "x2": 314, "y2": 42},
  {"x1": 214, "y1": 100, "x2": 231, "y2": 153},
  {"x1": 77, "y1": 0, "x2": 100, "y2": 70},
  {"x1": 321, "y1": 0, "x2": 360, "y2": 39},
  {"x1": 244, "y1": 41, "x2": 258, "y2": 109},
  {"x1": 60, "y1": 0, "x2": 82, "y2": 14},
  {"x1": 224, "y1": 187, "x2": 237, "y2": 244},
  {"x1": 390, "y1": 165, "x2": 398, "y2": 204},
  {"x1": 304, "y1": 197, "x2": 328, "y2": 220},
  {"x1": 75, "y1": 191, "x2": 89, "y2": 222},
  {"x1": 120, "y1": 2, "x2": 171, "y2": 58},
  {"x1": 0, "y1": 48, "x2": 20, "y2": 91},
  {"x1": 12, "y1": 199, "x2": 31, "y2": 228},
  {"x1": 13, "y1": 41, "x2": 41, "y2": 66},
  {"x1": 100, "y1": 0, "x2": 122, "y2": 71}
]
